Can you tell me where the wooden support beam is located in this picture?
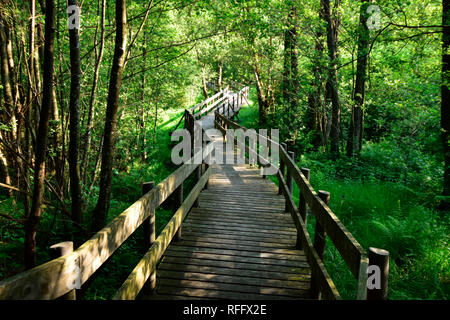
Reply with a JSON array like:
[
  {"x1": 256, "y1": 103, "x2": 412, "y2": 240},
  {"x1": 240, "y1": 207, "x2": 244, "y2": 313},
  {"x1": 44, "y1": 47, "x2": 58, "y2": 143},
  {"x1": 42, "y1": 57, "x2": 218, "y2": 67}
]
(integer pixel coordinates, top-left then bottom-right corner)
[
  {"x1": 310, "y1": 190, "x2": 330, "y2": 300},
  {"x1": 367, "y1": 247, "x2": 389, "y2": 300},
  {"x1": 285, "y1": 150, "x2": 294, "y2": 213},
  {"x1": 141, "y1": 181, "x2": 156, "y2": 294},
  {"x1": 297, "y1": 168, "x2": 310, "y2": 250},
  {"x1": 113, "y1": 167, "x2": 212, "y2": 300},
  {"x1": 278, "y1": 143, "x2": 287, "y2": 195},
  {"x1": 277, "y1": 171, "x2": 340, "y2": 300},
  {"x1": 174, "y1": 183, "x2": 183, "y2": 241},
  {"x1": 49, "y1": 242, "x2": 76, "y2": 300}
]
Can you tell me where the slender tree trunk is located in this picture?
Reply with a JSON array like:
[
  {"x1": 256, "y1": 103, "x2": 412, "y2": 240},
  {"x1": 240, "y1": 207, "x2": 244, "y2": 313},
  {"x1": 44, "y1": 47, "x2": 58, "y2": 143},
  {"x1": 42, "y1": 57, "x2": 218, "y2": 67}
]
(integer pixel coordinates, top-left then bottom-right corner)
[
  {"x1": 218, "y1": 61, "x2": 223, "y2": 89},
  {"x1": 283, "y1": 16, "x2": 292, "y2": 107},
  {"x1": 289, "y1": 6, "x2": 299, "y2": 112},
  {"x1": 25, "y1": 0, "x2": 55, "y2": 269},
  {"x1": 306, "y1": 1, "x2": 326, "y2": 150},
  {"x1": 140, "y1": 30, "x2": 147, "y2": 162},
  {"x1": 81, "y1": 0, "x2": 106, "y2": 185},
  {"x1": 68, "y1": 0, "x2": 82, "y2": 225},
  {"x1": 347, "y1": 0, "x2": 371, "y2": 157},
  {"x1": 441, "y1": 0, "x2": 450, "y2": 211},
  {"x1": 0, "y1": 16, "x2": 18, "y2": 147},
  {"x1": 90, "y1": 0, "x2": 127, "y2": 232},
  {"x1": 323, "y1": 0, "x2": 341, "y2": 158},
  {"x1": 201, "y1": 66, "x2": 209, "y2": 100}
]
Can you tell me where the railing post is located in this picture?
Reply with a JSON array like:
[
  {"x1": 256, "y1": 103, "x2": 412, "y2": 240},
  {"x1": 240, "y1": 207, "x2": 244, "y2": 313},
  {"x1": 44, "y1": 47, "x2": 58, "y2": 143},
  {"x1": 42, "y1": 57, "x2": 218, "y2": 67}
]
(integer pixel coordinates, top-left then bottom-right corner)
[
  {"x1": 296, "y1": 168, "x2": 310, "y2": 250},
  {"x1": 174, "y1": 183, "x2": 183, "y2": 241},
  {"x1": 314, "y1": 190, "x2": 329, "y2": 259},
  {"x1": 310, "y1": 190, "x2": 330, "y2": 300},
  {"x1": 284, "y1": 150, "x2": 294, "y2": 213},
  {"x1": 367, "y1": 247, "x2": 390, "y2": 300},
  {"x1": 49, "y1": 242, "x2": 76, "y2": 300},
  {"x1": 194, "y1": 164, "x2": 201, "y2": 207},
  {"x1": 203, "y1": 140, "x2": 209, "y2": 190},
  {"x1": 262, "y1": 136, "x2": 269, "y2": 179},
  {"x1": 278, "y1": 142, "x2": 287, "y2": 195},
  {"x1": 141, "y1": 181, "x2": 156, "y2": 294}
]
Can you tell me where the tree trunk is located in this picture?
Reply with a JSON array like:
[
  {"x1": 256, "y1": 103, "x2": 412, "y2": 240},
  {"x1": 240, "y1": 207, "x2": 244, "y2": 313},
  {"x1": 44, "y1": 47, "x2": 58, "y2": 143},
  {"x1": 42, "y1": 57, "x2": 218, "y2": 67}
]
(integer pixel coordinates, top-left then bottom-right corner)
[
  {"x1": 218, "y1": 61, "x2": 223, "y2": 89},
  {"x1": 289, "y1": 6, "x2": 299, "y2": 112},
  {"x1": 201, "y1": 66, "x2": 209, "y2": 100},
  {"x1": 441, "y1": 0, "x2": 450, "y2": 211},
  {"x1": 140, "y1": 29, "x2": 147, "y2": 162},
  {"x1": 306, "y1": 0, "x2": 326, "y2": 150},
  {"x1": 68, "y1": 0, "x2": 82, "y2": 225},
  {"x1": 347, "y1": 0, "x2": 371, "y2": 157},
  {"x1": 90, "y1": 0, "x2": 127, "y2": 233},
  {"x1": 25, "y1": 0, "x2": 55, "y2": 269},
  {"x1": 283, "y1": 16, "x2": 292, "y2": 107},
  {"x1": 323, "y1": 0, "x2": 341, "y2": 158},
  {"x1": 81, "y1": 0, "x2": 106, "y2": 185}
]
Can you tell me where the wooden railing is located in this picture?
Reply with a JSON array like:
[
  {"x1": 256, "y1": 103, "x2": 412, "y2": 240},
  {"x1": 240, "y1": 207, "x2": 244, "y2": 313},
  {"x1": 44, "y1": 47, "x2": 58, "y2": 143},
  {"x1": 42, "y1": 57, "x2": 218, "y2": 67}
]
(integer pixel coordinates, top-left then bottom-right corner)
[
  {"x1": 189, "y1": 86, "x2": 229, "y2": 120},
  {"x1": 0, "y1": 143, "x2": 214, "y2": 300},
  {"x1": 214, "y1": 112, "x2": 389, "y2": 300}
]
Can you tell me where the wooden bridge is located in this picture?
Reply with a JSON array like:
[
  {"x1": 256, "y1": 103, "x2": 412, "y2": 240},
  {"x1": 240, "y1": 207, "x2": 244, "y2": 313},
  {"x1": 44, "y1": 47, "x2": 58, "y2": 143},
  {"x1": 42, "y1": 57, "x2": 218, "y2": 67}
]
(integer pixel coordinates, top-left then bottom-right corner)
[{"x1": 0, "y1": 84, "x2": 389, "y2": 300}]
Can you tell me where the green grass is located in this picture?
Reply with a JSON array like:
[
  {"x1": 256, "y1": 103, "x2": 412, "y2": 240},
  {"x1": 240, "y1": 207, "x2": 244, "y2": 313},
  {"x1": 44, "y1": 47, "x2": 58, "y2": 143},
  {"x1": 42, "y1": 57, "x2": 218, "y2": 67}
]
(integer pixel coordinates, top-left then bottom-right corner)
[{"x1": 236, "y1": 94, "x2": 450, "y2": 300}]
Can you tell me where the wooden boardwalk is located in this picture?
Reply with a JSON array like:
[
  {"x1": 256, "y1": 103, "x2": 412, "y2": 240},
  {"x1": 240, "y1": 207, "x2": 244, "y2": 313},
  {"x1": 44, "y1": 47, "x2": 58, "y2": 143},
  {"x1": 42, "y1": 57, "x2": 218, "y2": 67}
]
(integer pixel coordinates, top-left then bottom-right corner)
[
  {"x1": 0, "y1": 85, "x2": 377, "y2": 301},
  {"x1": 147, "y1": 137, "x2": 311, "y2": 300}
]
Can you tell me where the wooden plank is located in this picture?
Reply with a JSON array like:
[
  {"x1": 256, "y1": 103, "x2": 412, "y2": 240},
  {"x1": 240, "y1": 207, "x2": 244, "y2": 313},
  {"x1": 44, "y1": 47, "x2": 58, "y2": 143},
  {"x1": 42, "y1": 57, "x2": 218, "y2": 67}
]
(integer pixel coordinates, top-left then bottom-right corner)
[
  {"x1": 157, "y1": 270, "x2": 309, "y2": 290},
  {"x1": 186, "y1": 216, "x2": 293, "y2": 230},
  {"x1": 180, "y1": 234, "x2": 297, "y2": 250},
  {"x1": 162, "y1": 248, "x2": 308, "y2": 269},
  {"x1": 0, "y1": 144, "x2": 214, "y2": 300},
  {"x1": 182, "y1": 221, "x2": 297, "y2": 236},
  {"x1": 173, "y1": 239, "x2": 301, "y2": 256},
  {"x1": 182, "y1": 225, "x2": 296, "y2": 241},
  {"x1": 185, "y1": 216, "x2": 295, "y2": 231},
  {"x1": 278, "y1": 170, "x2": 341, "y2": 300},
  {"x1": 156, "y1": 286, "x2": 305, "y2": 300},
  {"x1": 194, "y1": 203, "x2": 286, "y2": 215},
  {"x1": 182, "y1": 229, "x2": 295, "y2": 245},
  {"x1": 187, "y1": 212, "x2": 294, "y2": 227},
  {"x1": 156, "y1": 278, "x2": 307, "y2": 298},
  {"x1": 158, "y1": 256, "x2": 310, "y2": 278},
  {"x1": 166, "y1": 245, "x2": 306, "y2": 263},
  {"x1": 280, "y1": 147, "x2": 365, "y2": 278},
  {"x1": 187, "y1": 212, "x2": 291, "y2": 225},
  {"x1": 112, "y1": 167, "x2": 212, "y2": 300},
  {"x1": 189, "y1": 207, "x2": 290, "y2": 219}
]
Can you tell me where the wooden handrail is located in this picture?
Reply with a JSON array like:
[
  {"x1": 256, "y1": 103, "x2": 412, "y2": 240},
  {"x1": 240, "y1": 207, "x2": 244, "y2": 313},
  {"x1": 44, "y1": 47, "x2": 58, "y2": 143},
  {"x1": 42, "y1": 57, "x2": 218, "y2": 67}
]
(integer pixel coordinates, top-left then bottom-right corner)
[
  {"x1": 189, "y1": 86, "x2": 229, "y2": 114},
  {"x1": 113, "y1": 166, "x2": 212, "y2": 300},
  {"x1": 214, "y1": 111, "x2": 368, "y2": 300},
  {"x1": 0, "y1": 142, "x2": 215, "y2": 300}
]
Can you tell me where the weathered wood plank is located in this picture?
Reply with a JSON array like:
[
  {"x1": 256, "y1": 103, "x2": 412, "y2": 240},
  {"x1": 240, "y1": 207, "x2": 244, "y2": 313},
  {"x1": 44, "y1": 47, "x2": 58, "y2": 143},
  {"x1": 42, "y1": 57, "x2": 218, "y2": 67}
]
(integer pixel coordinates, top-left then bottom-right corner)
[
  {"x1": 158, "y1": 256, "x2": 311, "y2": 278},
  {"x1": 182, "y1": 225, "x2": 296, "y2": 241},
  {"x1": 0, "y1": 144, "x2": 214, "y2": 300},
  {"x1": 182, "y1": 229, "x2": 295, "y2": 245},
  {"x1": 280, "y1": 147, "x2": 365, "y2": 279},
  {"x1": 277, "y1": 170, "x2": 341, "y2": 300},
  {"x1": 112, "y1": 167, "x2": 212, "y2": 300},
  {"x1": 156, "y1": 286, "x2": 305, "y2": 300},
  {"x1": 156, "y1": 278, "x2": 307, "y2": 298},
  {"x1": 166, "y1": 245, "x2": 306, "y2": 263},
  {"x1": 157, "y1": 270, "x2": 309, "y2": 290},
  {"x1": 173, "y1": 239, "x2": 302, "y2": 256}
]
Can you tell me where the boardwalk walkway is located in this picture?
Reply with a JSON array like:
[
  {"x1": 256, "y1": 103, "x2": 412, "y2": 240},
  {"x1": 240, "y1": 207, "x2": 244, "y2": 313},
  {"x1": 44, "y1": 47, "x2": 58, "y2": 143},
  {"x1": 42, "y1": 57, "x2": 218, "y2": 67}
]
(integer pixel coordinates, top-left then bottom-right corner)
[
  {"x1": 147, "y1": 135, "x2": 311, "y2": 299},
  {"x1": 0, "y1": 84, "x2": 376, "y2": 301}
]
